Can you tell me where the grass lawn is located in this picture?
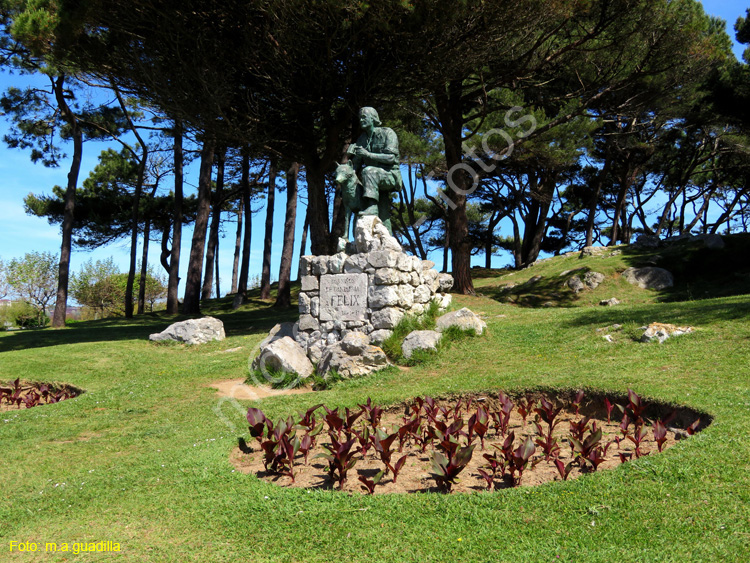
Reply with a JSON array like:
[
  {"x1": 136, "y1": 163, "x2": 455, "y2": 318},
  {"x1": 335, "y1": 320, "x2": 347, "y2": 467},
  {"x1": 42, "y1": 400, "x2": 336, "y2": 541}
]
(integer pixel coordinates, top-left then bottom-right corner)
[{"x1": 1, "y1": 254, "x2": 750, "y2": 562}]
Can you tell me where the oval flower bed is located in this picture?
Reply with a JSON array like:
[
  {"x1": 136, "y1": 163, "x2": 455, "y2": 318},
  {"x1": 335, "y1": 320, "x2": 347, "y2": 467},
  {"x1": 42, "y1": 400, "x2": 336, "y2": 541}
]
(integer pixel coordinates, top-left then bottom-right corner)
[
  {"x1": 0, "y1": 378, "x2": 82, "y2": 410},
  {"x1": 231, "y1": 390, "x2": 706, "y2": 494}
]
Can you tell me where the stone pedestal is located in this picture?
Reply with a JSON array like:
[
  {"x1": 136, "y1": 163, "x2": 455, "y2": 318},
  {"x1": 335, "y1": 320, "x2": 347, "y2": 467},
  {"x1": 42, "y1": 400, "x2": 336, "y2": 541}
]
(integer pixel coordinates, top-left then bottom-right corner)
[{"x1": 254, "y1": 216, "x2": 453, "y2": 379}]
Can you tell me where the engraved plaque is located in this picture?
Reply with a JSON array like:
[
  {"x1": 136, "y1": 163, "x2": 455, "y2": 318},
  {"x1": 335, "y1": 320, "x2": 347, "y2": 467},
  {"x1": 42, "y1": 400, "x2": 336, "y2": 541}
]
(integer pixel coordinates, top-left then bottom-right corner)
[{"x1": 319, "y1": 273, "x2": 368, "y2": 321}]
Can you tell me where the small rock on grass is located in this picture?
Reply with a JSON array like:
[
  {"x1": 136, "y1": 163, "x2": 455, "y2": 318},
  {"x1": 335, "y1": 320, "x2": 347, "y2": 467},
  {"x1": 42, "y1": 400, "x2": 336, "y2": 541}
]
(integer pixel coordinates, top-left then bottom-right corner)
[
  {"x1": 436, "y1": 308, "x2": 487, "y2": 335},
  {"x1": 641, "y1": 322, "x2": 694, "y2": 343},
  {"x1": 149, "y1": 317, "x2": 225, "y2": 345},
  {"x1": 402, "y1": 330, "x2": 442, "y2": 358}
]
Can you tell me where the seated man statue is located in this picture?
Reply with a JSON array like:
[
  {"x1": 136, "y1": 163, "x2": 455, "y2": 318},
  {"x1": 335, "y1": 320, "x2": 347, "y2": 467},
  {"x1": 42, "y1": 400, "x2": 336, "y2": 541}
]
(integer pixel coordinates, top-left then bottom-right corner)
[{"x1": 346, "y1": 107, "x2": 403, "y2": 233}]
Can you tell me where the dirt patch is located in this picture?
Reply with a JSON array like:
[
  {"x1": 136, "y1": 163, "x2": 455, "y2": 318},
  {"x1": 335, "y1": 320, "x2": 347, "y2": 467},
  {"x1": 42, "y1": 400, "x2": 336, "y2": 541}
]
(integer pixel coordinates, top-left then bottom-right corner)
[
  {"x1": 230, "y1": 391, "x2": 707, "y2": 494},
  {"x1": 209, "y1": 378, "x2": 313, "y2": 400}
]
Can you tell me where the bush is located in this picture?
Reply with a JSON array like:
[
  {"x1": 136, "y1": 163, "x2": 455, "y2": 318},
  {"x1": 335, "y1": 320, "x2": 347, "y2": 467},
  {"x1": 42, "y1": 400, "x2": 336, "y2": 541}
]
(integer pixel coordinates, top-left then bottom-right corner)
[{"x1": 0, "y1": 301, "x2": 48, "y2": 328}]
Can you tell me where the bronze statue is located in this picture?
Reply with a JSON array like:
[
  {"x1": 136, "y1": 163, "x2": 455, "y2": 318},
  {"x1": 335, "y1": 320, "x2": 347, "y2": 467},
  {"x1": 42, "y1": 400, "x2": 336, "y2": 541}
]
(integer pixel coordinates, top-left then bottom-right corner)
[{"x1": 340, "y1": 107, "x2": 403, "y2": 239}]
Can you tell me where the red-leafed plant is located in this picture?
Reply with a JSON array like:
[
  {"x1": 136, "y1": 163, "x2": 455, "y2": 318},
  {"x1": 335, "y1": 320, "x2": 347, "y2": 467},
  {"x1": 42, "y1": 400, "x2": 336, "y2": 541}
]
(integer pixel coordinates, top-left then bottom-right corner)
[
  {"x1": 516, "y1": 396, "x2": 533, "y2": 430},
  {"x1": 535, "y1": 397, "x2": 563, "y2": 431},
  {"x1": 507, "y1": 437, "x2": 536, "y2": 486},
  {"x1": 569, "y1": 427, "x2": 605, "y2": 471},
  {"x1": 653, "y1": 419, "x2": 667, "y2": 452},
  {"x1": 247, "y1": 408, "x2": 268, "y2": 446},
  {"x1": 617, "y1": 389, "x2": 647, "y2": 429},
  {"x1": 391, "y1": 454, "x2": 408, "y2": 483},
  {"x1": 359, "y1": 470, "x2": 385, "y2": 494},
  {"x1": 554, "y1": 458, "x2": 575, "y2": 481},
  {"x1": 359, "y1": 397, "x2": 383, "y2": 430},
  {"x1": 572, "y1": 390, "x2": 585, "y2": 415},
  {"x1": 477, "y1": 468, "x2": 494, "y2": 490},
  {"x1": 569, "y1": 416, "x2": 591, "y2": 442},
  {"x1": 372, "y1": 430, "x2": 399, "y2": 474},
  {"x1": 318, "y1": 437, "x2": 359, "y2": 489},
  {"x1": 604, "y1": 398, "x2": 615, "y2": 423},
  {"x1": 430, "y1": 444, "x2": 475, "y2": 492},
  {"x1": 627, "y1": 425, "x2": 650, "y2": 458},
  {"x1": 533, "y1": 420, "x2": 560, "y2": 461},
  {"x1": 323, "y1": 407, "x2": 345, "y2": 439},
  {"x1": 687, "y1": 419, "x2": 700, "y2": 436},
  {"x1": 469, "y1": 407, "x2": 490, "y2": 450}
]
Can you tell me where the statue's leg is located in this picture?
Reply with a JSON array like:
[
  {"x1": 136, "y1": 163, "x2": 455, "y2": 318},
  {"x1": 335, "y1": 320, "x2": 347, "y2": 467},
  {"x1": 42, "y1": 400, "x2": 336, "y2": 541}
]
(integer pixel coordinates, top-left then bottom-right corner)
[
  {"x1": 358, "y1": 197, "x2": 378, "y2": 218},
  {"x1": 343, "y1": 206, "x2": 351, "y2": 240},
  {"x1": 377, "y1": 195, "x2": 392, "y2": 233},
  {"x1": 360, "y1": 167, "x2": 382, "y2": 218}
]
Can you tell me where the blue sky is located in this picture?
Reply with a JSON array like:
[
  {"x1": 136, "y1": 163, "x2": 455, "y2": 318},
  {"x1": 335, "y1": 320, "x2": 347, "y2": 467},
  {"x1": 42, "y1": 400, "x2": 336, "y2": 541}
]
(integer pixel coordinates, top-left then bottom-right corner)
[{"x1": 0, "y1": 0, "x2": 747, "y2": 302}]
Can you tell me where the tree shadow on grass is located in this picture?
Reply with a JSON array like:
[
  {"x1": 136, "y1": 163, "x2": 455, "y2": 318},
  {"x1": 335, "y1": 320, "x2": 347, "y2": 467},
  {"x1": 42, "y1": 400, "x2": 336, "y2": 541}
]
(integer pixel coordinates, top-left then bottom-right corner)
[
  {"x1": 562, "y1": 295, "x2": 750, "y2": 330},
  {"x1": 616, "y1": 234, "x2": 750, "y2": 303},
  {"x1": 479, "y1": 270, "x2": 587, "y2": 308},
  {"x1": 0, "y1": 298, "x2": 298, "y2": 354}
]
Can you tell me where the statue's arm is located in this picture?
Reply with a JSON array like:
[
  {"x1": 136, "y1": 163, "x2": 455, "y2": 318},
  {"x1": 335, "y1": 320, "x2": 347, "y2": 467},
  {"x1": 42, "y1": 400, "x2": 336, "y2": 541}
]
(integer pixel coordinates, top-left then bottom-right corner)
[{"x1": 355, "y1": 129, "x2": 399, "y2": 166}]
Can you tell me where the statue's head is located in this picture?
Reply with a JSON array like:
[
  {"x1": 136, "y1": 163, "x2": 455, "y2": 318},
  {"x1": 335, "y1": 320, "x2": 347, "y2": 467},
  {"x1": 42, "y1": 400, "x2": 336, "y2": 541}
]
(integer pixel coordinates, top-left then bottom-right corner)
[{"x1": 359, "y1": 107, "x2": 382, "y2": 128}]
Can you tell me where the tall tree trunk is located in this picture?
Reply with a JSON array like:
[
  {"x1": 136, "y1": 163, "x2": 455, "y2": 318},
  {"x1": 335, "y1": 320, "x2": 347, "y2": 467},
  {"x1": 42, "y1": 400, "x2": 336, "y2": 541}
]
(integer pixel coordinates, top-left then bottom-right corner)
[
  {"x1": 231, "y1": 197, "x2": 243, "y2": 294},
  {"x1": 215, "y1": 238, "x2": 220, "y2": 299},
  {"x1": 584, "y1": 183, "x2": 602, "y2": 248},
  {"x1": 297, "y1": 207, "x2": 309, "y2": 280},
  {"x1": 275, "y1": 162, "x2": 299, "y2": 308},
  {"x1": 51, "y1": 75, "x2": 81, "y2": 329},
  {"x1": 202, "y1": 147, "x2": 226, "y2": 300},
  {"x1": 260, "y1": 160, "x2": 277, "y2": 300},
  {"x1": 609, "y1": 167, "x2": 638, "y2": 246},
  {"x1": 115, "y1": 87, "x2": 148, "y2": 319},
  {"x1": 435, "y1": 81, "x2": 474, "y2": 293},
  {"x1": 485, "y1": 213, "x2": 500, "y2": 269},
  {"x1": 442, "y1": 220, "x2": 450, "y2": 273},
  {"x1": 304, "y1": 165, "x2": 331, "y2": 255},
  {"x1": 138, "y1": 185, "x2": 159, "y2": 314},
  {"x1": 299, "y1": 208, "x2": 309, "y2": 258},
  {"x1": 160, "y1": 222, "x2": 171, "y2": 273},
  {"x1": 182, "y1": 138, "x2": 215, "y2": 314},
  {"x1": 510, "y1": 213, "x2": 523, "y2": 269},
  {"x1": 520, "y1": 194, "x2": 552, "y2": 267},
  {"x1": 237, "y1": 152, "x2": 253, "y2": 298},
  {"x1": 710, "y1": 189, "x2": 744, "y2": 234},
  {"x1": 167, "y1": 121, "x2": 183, "y2": 314}
]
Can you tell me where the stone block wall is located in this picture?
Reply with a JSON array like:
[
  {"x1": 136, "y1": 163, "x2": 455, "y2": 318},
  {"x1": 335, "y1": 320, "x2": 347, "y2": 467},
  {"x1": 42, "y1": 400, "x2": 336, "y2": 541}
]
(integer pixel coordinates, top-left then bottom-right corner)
[{"x1": 293, "y1": 243, "x2": 452, "y2": 365}]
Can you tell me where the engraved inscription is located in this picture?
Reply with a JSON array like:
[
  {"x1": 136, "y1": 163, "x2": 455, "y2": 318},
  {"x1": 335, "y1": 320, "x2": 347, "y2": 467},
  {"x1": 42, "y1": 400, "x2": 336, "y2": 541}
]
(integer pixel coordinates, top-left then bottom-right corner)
[{"x1": 319, "y1": 273, "x2": 368, "y2": 321}]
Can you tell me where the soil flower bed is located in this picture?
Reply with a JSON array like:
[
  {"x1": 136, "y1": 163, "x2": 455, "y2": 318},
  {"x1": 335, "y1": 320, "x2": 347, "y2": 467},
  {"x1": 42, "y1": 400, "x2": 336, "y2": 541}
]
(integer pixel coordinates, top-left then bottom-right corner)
[
  {"x1": 0, "y1": 379, "x2": 81, "y2": 411},
  {"x1": 231, "y1": 389, "x2": 706, "y2": 494}
]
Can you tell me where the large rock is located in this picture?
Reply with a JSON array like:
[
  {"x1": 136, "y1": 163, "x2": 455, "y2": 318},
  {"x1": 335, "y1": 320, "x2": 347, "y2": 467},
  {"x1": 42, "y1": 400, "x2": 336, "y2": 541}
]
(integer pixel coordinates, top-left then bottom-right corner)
[
  {"x1": 149, "y1": 317, "x2": 225, "y2": 345},
  {"x1": 354, "y1": 216, "x2": 402, "y2": 254},
  {"x1": 340, "y1": 331, "x2": 371, "y2": 355},
  {"x1": 694, "y1": 233, "x2": 725, "y2": 250},
  {"x1": 318, "y1": 341, "x2": 388, "y2": 378},
  {"x1": 599, "y1": 298, "x2": 621, "y2": 307},
  {"x1": 580, "y1": 246, "x2": 608, "y2": 257},
  {"x1": 369, "y1": 329, "x2": 393, "y2": 344},
  {"x1": 371, "y1": 307, "x2": 404, "y2": 329},
  {"x1": 584, "y1": 271, "x2": 605, "y2": 289},
  {"x1": 567, "y1": 276, "x2": 585, "y2": 293},
  {"x1": 641, "y1": 322, "x2": 694, "y2": 343},
  {"x1": 436, "y1": 308, "x2": 486, "y2": 335},
  {"x1": 622, "y1": 267, "x2": 674, "y2": 290},
  {"x1": 438, "y1": 273, "x2": 454, "y2": 292},
  {"x1": 632, "y1": 234, "x2": 661, "y2": 249},
  {"x1": 368, "y1": 285, "x2": 400, "y2": 309},
  {"x1": 253, "y1": 336, "x2": 314, "y2": 379},
  {"x1": 258, "y1": 322, "x2": 295, "y2": 349},
  {"x1": 402, "y1": 330, "x2": 442, "y2": 358}
]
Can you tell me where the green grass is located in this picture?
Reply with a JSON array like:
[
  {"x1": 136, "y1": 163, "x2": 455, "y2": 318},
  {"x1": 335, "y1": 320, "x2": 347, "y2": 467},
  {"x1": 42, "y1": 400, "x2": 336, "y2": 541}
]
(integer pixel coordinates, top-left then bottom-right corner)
[{"x1": 1, "y1": 259, "x2": 750, "y2": 562}]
